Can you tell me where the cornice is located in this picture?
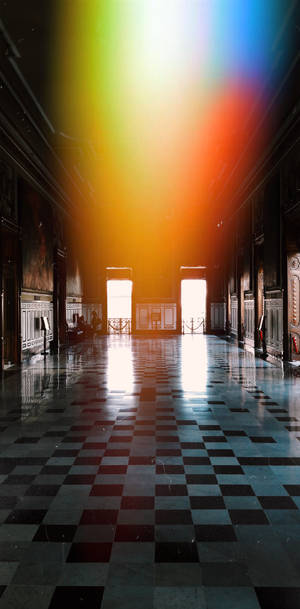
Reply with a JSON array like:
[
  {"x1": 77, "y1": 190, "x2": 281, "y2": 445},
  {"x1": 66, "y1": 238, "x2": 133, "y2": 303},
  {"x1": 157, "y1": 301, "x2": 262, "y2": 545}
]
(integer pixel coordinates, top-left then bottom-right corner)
[{"x1": 0, "y1": 19, "x2": 92, "y2": 219}]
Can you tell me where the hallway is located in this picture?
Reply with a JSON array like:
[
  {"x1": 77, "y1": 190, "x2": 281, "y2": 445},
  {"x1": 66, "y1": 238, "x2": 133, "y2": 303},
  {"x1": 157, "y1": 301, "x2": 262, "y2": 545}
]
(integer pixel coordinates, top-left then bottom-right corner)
[{"x1": 0, "y1": 336, "x2": 299, "y2": 608}]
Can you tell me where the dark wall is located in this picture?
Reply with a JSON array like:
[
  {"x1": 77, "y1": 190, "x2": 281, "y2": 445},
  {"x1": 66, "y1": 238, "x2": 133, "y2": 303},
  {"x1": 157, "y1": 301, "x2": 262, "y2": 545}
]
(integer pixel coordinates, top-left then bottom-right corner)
[
  {"x1": 66, "y1": 237, "x2": 83, "y2": 298},
  {"x1": 20, "y1": 181, "x2": 54, "y2": 292},
  {"x1": 263, "y1": 174, "x2": 281, "y2": 289}
]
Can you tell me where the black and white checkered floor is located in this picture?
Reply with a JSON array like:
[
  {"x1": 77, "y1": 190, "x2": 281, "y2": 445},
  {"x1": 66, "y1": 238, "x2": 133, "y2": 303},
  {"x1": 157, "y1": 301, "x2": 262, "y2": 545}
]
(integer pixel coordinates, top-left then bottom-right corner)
[{"x1": 0, "y1": 335, "x2": 300, "y2": 608}]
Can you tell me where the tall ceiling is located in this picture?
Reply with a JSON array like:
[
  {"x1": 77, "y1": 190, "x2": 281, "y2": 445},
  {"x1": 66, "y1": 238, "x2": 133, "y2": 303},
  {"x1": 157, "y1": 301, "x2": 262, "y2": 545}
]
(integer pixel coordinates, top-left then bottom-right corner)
[{"x1": 1, "y1": 1, "x2": 299, "y2": 267}]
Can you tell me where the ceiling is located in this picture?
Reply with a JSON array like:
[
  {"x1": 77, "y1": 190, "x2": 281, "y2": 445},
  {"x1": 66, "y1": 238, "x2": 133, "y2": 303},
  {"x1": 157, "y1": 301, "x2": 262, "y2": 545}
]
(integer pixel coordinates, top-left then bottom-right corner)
[{"x1": 1, "y1": 1, "x2": 299, "y2": 267}]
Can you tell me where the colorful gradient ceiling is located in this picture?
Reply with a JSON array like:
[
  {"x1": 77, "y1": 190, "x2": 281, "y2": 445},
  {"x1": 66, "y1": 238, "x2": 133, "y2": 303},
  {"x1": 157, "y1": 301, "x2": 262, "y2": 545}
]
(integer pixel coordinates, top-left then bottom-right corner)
[{"x1": 54, "y1": 0, "x2": 291, "y2": 260}]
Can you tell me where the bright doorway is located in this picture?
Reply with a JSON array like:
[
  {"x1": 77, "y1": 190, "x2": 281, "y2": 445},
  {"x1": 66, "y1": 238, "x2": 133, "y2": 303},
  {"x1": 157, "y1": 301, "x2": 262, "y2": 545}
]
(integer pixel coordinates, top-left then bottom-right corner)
[
  {"x1": 107, "y1": 280, "x2": 132, "y2": 334},
  {"x1": 181, "y1": 279, "x2": 206, "y2": 334}
]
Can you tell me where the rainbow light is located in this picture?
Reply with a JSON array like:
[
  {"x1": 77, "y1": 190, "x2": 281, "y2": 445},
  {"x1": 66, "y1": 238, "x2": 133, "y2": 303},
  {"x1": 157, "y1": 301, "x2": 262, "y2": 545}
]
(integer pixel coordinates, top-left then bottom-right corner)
[{"x1": 54, "y1": 1, "x2": 290, "y2": 257}]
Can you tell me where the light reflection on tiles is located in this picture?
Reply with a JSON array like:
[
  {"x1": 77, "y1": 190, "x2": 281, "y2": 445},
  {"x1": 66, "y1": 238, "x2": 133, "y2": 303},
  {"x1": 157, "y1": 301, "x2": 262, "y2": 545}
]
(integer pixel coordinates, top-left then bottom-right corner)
[{"x1": 0, "y1": 335, "x2": 299, "y2": 608}]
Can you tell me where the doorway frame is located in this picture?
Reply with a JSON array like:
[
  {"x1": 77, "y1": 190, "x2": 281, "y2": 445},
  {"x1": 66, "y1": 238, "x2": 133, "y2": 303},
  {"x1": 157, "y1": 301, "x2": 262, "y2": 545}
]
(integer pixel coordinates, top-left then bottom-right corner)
[
  {"x1": 0, "y1": 218, "x2": 21, "y2": 370},
  {"x1": 179, "y1": 266, "x2": 207, "y2": 334},
  {"x1": 105, "y1": 267, "x2": 133, "y2": 334}
]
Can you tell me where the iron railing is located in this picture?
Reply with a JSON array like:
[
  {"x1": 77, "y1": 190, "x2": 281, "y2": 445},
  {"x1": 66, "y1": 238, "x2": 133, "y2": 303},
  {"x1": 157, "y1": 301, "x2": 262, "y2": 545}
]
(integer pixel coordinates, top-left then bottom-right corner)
[
  {"x1": 107, "y1": 318, "x2": 132, "y2": 334},
  {"x1": 182, "y1": 317, "x2": 205, "y2": 334}
]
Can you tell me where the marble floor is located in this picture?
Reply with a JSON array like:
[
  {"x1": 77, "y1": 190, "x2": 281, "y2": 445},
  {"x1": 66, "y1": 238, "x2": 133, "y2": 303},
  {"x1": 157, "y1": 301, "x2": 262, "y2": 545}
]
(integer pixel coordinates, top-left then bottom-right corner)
[{"x1": 0, "y1": 335, "x2": 300, "y2": 608}]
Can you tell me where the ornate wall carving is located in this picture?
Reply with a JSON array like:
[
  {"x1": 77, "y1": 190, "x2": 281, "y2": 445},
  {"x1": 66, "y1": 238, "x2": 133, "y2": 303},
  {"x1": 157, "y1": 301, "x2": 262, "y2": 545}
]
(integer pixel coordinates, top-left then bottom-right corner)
[
  {"x1": 265, "y1": 297, "x2": 283, "y2": 354},
  {"x1": 230, "y1": 296, "x2": 238, "y2": 336},
  {"x1": 21, "y1": 300, "x2": 53, "y2": 352},
  {"x1": 210, "y1": 303, "x2": 226, "y2": 331},
  {"x1": 244, "y1": 298, "x2": 255, "y2": 341},
  {"x1": 21, "y1": 184, "x2": 54, "y2": 292}
]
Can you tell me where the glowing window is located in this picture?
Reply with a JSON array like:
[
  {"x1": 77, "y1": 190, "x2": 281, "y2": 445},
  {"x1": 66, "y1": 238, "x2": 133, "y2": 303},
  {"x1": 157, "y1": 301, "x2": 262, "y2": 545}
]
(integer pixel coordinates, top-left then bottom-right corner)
[
  {"x1": 181, "y1": 279, "x2": 206, "y2": 321},
  {"x1": 107, "y1": 280, "x2": 132, "y2": 319}
]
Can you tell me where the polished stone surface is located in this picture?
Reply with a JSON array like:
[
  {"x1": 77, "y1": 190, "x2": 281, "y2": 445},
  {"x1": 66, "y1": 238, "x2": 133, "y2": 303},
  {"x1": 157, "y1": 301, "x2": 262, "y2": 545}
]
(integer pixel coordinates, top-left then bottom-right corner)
[{"x1": 0, "y1": 335, "x2": 300, "y2": 607}]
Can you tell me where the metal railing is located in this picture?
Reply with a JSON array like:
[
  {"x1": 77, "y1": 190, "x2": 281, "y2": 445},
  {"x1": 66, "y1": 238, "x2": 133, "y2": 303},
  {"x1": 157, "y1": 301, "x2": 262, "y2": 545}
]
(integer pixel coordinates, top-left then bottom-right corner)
[
  {"x1": 182, "y1": 317, "x2": 205, "y2": 334},
  {"x1": 107, "y1": 318, "x2": 132, "y2": 334}
]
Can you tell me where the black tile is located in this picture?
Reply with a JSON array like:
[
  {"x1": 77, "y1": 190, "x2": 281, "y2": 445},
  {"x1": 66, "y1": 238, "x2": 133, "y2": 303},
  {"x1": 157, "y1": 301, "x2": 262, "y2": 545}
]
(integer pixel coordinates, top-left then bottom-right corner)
[
  {"x1": 186, "y1": 475, "x2": 217, "y2": 485},
  {"x1": 284, "y1": 485, "x2": 300, "y2": 496},
  {"x1": 230, "y1": 408, "x2": 249, "y2": 412},
  {"x1": 155, "y1": 510, "x2": 193, "y2": 524},
  {"x1": 207, "y1": 449, "x2": 234, "y2": 457},
  {"x1": 25, "y1": 485, "x2": 60, "y2": 496},
  {"x1": 203, "y1": 436, "x2": 227, "y2": 443},
  {"x1": 255, "y1": 587, "x2": 300, "y2": 609},
  {"x1": 5, "y1": 509, "x2": 47, "y2": 524},
  {"x1": 183, "y1": 457, "x2": 210, "y2": 465},
  {"x1": 53, "y1": 450, "x2": 79, "y2": 457},
  {"x1": 249, "y1": 436, "x2": 276, "y2": 443},
  {"x1": 80, "y1": 509, "x2": 118, "y2": 525},
  {"x1": 190, "y1": 496, "x2": 225, "y2": 509},
  {"x1": 121, "y1": 496, "x2": 155, "y2": 509},
  {"x1": 220, "y1": 484, "x2": 255, "y2": 496},
  {"x1": 67, "y1": 543, "x2": 112, "y2": 562},
  {"x1": 214, "y1": 465, "x2": 244, "y2": 475},
  {"x1": 181, "y1": 442, "x2": 205, "y2": 449},
  {"x1": 33, "y1": 525, "x2": 77, "y2": 542},
  {"x1": 229, "y1": 509, "x2": 269, "y2": 525},
  {"x1": 194, "y1": 525, "x2": 237, "y2": 542},
  {"x1": 64, "y1": 475, "x2": 95, "y2": 485},
  {"x1": 238, "y1": 457, "x2": 270, "y2": 466},
  {"x1": 49, "y1": 586, "x2": 104, "y2": 609},
  {"x1": 224, "y1": 430, "x2": 247, "y2": 437},
  {"x1": 155, "y1": 485, "x2": 187, "y2": 496},
  {"x1": 155, "y1": 542, "x2": 199, "y2": 562},
  {"x1": 258, "y1": 496, "x2": 297, "y2": 510},
  {"x1": 199, "y1": 425, "x2": 221, "y2": 430},
  {"x1": 177, "y1": 420, "x2": 197, "y2": 426},
  {"x1": 115, "y1": 525, "x2": 154, "y2": 541}
]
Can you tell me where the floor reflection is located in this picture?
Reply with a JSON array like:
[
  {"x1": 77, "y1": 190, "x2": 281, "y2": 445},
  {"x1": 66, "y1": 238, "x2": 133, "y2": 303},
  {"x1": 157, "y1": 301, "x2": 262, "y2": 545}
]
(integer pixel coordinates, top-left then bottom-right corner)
[
  {"x1": 0, "y1": 335, "x2": 300, "y2": 608},
  {"x1": 181, "y1": 335, "x2": 208, "y2": 393}
]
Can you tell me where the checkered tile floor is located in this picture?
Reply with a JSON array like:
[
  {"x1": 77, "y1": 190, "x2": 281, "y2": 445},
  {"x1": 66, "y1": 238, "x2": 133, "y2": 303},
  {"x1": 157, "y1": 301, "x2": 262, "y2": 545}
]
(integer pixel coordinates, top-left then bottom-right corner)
[{"x1": 0, "y1": 335, "x2": 300, "y2": 608}]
